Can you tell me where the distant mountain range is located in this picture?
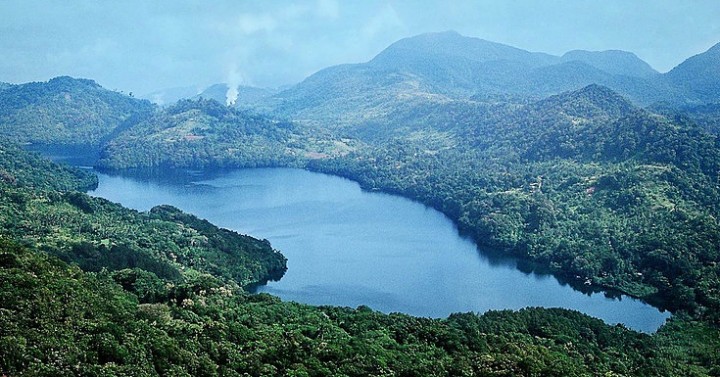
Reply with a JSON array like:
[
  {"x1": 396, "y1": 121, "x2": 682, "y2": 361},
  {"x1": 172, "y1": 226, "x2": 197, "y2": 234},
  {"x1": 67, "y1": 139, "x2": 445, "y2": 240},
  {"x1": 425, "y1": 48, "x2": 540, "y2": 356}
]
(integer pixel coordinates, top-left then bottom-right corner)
[
  {"x1": 262, "y1": 31, "x2": 719, "y2": 125},
  {"x1": 2, "y1": 32, "x2": 718, "y2": 146},
  {"x1": 137, "y1": 31, "x2": 719, "y2": 125}
]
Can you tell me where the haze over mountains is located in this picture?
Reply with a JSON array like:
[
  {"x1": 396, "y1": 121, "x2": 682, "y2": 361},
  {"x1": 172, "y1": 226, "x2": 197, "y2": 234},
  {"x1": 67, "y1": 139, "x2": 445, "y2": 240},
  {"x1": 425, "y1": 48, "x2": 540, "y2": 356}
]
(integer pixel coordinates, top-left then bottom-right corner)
[{"x1": 139, "y1": 32, "x2": 719, "y2": 131}]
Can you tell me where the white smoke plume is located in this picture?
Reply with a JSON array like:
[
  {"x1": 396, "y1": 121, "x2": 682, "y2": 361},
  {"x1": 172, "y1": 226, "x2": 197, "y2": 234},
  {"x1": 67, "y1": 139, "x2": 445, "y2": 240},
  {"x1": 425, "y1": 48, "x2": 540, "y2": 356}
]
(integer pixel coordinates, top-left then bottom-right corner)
[{"x1": 225, "y1": 66, "x2": 243, "y2": 106}]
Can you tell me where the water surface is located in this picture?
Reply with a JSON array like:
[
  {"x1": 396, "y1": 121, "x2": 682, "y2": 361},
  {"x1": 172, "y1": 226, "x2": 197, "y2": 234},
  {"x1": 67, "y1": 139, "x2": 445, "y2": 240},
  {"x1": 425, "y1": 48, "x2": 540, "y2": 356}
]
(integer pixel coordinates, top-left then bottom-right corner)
[{"x1": 88, "y1": 167, "x2": 670, "y2": 332}]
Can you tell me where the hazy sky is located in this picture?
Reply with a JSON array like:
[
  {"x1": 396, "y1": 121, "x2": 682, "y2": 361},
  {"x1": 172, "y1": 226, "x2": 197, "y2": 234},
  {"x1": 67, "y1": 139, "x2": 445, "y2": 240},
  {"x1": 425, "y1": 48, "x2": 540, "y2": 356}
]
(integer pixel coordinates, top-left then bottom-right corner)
[{"x1": 1, "y1": 1, "x2": 719, "y2": 95}]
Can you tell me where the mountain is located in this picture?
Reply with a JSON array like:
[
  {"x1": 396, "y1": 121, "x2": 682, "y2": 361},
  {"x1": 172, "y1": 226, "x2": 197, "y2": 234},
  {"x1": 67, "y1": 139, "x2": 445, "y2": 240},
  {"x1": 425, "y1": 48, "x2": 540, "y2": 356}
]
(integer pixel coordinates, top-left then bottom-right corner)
[
  {"x1": 355, "y1": 31, "x2": 550, "y2": 100},
  {"x1": 0, "y1": 82, "x2": 12, "y2": 91},
  {"x1": 267, "y1": 62, "x2": 452, "y2": 126},
  {"x1": 0, "y1": 76, "x2": 155, "y2": 145},
  {"x1": 369, "y1": 30, "x2": 558, "y2": 71},
  {"x1": 266, "y1": 32, "x2": 690, "y2": 126},
  {"x1": 665, "y1": 42, "x2": 720, "y2": 103},
  {"x1": 561, "y1": 50, "x2": 659, "y2": 78}
]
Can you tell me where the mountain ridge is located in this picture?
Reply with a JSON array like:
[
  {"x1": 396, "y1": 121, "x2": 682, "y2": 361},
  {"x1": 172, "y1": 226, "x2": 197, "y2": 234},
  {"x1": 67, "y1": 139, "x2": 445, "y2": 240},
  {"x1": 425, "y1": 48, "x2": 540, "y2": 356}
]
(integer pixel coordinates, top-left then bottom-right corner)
[
  {"x1": 264, "y1": 31, "x2": 718, "y2": 125},
  {"x1": 561, "y1": 49, "x2": 659, "y2": 78},
  {"x1": 666, "y1": 41, "x2": 720, "y2": 103}
]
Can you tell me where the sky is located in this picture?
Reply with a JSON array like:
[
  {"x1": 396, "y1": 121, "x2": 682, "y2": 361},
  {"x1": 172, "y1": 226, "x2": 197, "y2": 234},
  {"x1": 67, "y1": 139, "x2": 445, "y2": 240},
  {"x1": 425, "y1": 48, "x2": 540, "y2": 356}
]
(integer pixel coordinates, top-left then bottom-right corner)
[{"x1": 1, "y1": 0, "x2": 719, "y2": 96}]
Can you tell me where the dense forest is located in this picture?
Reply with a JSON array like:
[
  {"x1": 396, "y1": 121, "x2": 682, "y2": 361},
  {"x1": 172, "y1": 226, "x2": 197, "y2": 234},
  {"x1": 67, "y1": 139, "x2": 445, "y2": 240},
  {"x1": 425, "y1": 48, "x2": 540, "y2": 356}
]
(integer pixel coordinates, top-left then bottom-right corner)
[{"x1": 2, "y1": 237, "x2": 720, "y2": 376}]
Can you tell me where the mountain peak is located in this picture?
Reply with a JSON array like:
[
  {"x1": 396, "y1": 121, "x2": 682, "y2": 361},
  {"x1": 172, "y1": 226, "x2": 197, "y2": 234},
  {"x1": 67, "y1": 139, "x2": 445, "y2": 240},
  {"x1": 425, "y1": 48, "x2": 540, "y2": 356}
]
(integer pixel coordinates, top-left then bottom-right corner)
[
  {"x1": 0, "y1": 76, "x2": 153, "y2": 145},
  {"x1": 371, "y1": 31, "x2": 557, "y2": 68}
]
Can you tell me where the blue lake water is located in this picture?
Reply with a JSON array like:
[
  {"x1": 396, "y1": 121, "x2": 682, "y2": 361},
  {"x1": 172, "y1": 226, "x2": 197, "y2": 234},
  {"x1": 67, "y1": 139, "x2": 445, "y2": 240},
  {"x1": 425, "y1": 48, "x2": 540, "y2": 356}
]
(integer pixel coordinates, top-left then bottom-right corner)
[{"x1": 87, "y1": 167, "x2": 670, "y2": 332}]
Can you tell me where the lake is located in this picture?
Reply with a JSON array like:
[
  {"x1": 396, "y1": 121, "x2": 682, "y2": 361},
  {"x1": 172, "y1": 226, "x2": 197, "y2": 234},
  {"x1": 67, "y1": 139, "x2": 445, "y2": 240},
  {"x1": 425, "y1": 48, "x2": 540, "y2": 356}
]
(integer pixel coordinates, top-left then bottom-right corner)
[{"x1": 87, "y1": 167, "x2": 670, "y2": 332}]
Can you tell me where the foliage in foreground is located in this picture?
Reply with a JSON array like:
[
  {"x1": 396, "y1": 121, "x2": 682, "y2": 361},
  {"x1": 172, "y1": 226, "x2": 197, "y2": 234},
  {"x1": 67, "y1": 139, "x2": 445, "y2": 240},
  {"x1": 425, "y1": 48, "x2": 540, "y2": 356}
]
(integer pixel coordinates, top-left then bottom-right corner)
[{"x1": 2, "y1": 239, "x2": 719, "y2": 376}]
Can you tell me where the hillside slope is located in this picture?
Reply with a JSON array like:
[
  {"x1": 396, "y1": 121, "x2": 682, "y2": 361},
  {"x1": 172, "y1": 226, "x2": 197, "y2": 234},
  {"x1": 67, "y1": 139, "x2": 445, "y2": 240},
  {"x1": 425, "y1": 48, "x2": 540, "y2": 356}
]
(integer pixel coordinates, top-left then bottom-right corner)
[
  {"x1": 98, "y1": 98, "x2": 352, "y2": 170},
  {"x1": 0, "y1": 76, "x2": 155, "y2": 145},
  {"x1": 665, "y1": 42, "x2": 720, "y2": 103}
]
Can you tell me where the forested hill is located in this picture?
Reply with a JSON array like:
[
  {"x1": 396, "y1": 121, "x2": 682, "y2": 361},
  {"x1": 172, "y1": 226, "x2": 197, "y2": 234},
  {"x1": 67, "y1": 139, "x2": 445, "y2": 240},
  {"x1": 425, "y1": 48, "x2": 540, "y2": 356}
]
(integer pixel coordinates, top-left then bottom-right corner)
[
  {"x1": 480, "y1": 84, "x2": 720, "y2": 170},
  {"x1": 97, "y1": 98, "x2": 352, "y2": 170},
  {"x1": 666, "y1": 42, "x2": 720, "y2": 104},
  {"x1": 0, "y1": 76, "x2": 155, "y2": 145},
  {"x1": 0, "y1": 141, "x2": 287, "y2": 287},
  {"x1": 0, "y1": 141, "x2": 98, "y2": 192}
]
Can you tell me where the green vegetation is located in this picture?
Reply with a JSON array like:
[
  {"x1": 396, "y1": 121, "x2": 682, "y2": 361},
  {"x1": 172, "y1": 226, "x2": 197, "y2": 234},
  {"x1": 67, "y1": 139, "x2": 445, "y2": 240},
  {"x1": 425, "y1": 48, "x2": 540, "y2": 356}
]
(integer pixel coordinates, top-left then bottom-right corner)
[
  {"x1": 97, "y1": 85, "x2": 720, "y2": 322},
  {"x1": 5, "y1": 129, "x2": 719, "y2": 376},
  {"x1": 0, "y1": 141, "x2": 98, "y2": 192}
]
